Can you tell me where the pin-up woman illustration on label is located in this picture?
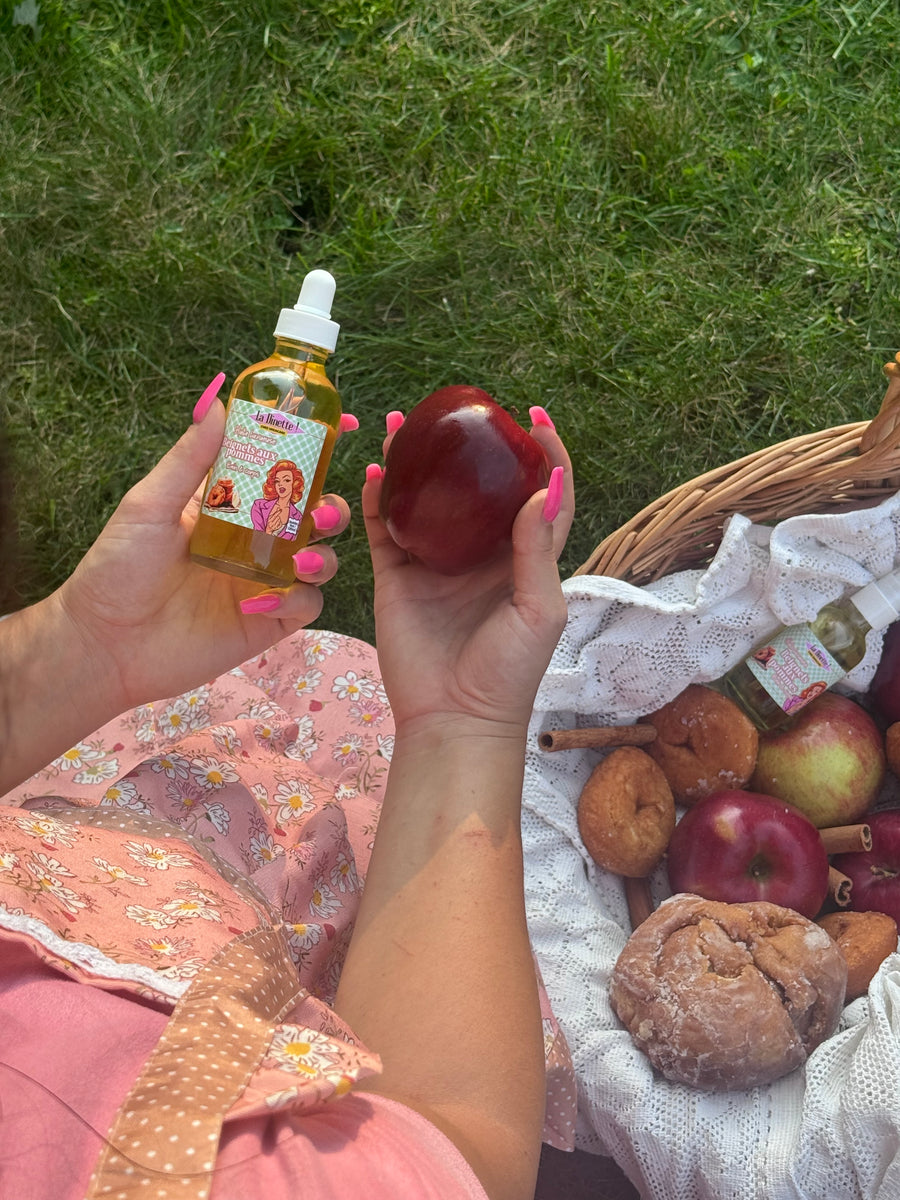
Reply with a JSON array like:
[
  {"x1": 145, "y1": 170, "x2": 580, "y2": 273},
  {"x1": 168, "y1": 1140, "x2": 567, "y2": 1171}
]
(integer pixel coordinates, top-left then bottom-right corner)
[
  {"x1": 782, "y1": 678, "x2": 828, "y2": 714},
  {"x1": 752, "y1": 645, "x2": 776, "y2": 669},
  {"x1": 251, "y1": 459, "x2": 305, "y2": 539}
]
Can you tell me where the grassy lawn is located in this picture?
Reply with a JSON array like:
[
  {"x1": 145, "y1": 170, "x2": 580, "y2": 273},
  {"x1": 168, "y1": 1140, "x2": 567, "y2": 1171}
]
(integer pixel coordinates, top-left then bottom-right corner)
[{"x1": 3, "y1": 0, "x2": 900, "y2": 644}]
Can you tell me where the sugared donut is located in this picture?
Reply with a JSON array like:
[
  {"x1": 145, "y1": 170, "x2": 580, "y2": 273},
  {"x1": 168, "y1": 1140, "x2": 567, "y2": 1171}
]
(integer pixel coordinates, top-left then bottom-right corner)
[
  {"x1": 576, "y1": 746, "x2": 676, "y2": 877},
  {"x1": 817, "y1": 910, "x2": 898, "y2": 1002},
  {"x1": 639, "y1": 684, "x2": 758, "y2": 806},
  {"x1": 610, "y1": 893, "x2": 847, "y2": 1091}
]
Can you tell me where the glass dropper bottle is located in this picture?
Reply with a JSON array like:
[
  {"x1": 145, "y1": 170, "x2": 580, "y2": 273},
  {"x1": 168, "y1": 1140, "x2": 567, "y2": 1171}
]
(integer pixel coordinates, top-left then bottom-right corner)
[
  {"x1": 715, "y1": 569, "x2": 900, "y2": 731},
  {"x1": 189, "y1": 269, "x2": 342, "y2": 586}
]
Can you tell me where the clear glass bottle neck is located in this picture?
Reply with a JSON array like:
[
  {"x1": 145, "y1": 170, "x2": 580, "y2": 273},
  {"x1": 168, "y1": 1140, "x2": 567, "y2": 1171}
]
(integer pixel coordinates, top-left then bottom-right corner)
[
  {"x1": 846, "y1": 597, "x2": 874, "y2": 636},
  {"x1": 272, "y1": 336, "x2": 330, "y2": 365}
]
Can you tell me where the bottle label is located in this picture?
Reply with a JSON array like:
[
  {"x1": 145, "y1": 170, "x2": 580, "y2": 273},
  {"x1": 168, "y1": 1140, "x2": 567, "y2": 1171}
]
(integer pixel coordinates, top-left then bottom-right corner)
[
  {"x1": 200, "y1": 399, "x2": 328, "y2": 541},
  {"x1": 744, "y1": 624, "x2": 845, "y2": 715}
]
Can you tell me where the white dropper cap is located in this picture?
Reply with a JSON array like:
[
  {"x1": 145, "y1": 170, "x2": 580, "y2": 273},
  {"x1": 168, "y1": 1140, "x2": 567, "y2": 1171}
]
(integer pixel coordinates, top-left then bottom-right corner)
[
  {"x1": 851, "y1": 568, "x2": 900, "y2": 630},
  {"x1": 273, "y1": 269, "x2": 340, "y2": 352}
]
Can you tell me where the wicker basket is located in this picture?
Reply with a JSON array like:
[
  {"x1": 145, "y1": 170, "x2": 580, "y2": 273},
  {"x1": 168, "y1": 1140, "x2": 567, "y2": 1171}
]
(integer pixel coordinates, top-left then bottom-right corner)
[{"x1": 576, "y1": 353, "x2": 900, "y2": 584}]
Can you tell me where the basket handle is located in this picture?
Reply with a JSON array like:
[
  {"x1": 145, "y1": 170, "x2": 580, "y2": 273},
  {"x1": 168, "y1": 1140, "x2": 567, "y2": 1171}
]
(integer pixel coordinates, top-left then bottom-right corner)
[{"x1": 859, "y1": 352, "x2": 900, "y2": 454}]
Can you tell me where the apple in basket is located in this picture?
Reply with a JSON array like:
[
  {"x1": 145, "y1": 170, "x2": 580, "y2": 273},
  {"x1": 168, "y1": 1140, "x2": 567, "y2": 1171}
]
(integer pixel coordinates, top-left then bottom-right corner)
[
  {"x1": 870, "y1": 621, "x2": 900, "y2": 725},
  {"x1": 665, "y1": 789, "x2": 830, "y2": 920},
  {"x1": 379, "y1": 386, "x2": 550, "y2": 574},
  {"x1": 832, "y1": 810, "x2": 900, "y2": 925},
  {"x1": 750, "y1": 693, "x2": 885, "y2": 828}
]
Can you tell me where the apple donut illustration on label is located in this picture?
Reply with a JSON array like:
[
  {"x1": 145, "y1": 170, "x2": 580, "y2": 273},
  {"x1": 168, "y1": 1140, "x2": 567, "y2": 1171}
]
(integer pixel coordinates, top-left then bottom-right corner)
[
  {"x1": 200, "y1": 399, "x2": 327, "y2": 542},
  {"x1": 745, "y1": 627, "x2": 845, "y2": 716}
]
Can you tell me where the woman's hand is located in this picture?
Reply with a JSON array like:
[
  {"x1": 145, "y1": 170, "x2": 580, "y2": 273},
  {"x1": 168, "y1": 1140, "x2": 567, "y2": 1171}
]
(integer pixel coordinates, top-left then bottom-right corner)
[
  {"x1": 362, "y1": 406, "x2": 574, "y2": 740},
  {"x1": 51, "y1": 375, "x2": 353, "y2": 714}
]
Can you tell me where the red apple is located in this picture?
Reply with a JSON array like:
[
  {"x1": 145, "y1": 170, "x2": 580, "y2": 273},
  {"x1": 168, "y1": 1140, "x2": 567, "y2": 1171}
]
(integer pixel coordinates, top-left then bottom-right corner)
[
  {"x1": 832, "y1": 809, "x2": 900, "y2": 925},
  {"x1": 750, "y1": 693, "x2": 885, "y2": 828},
  {"x1": 666, "y1": 789, "x2": 830, "y2": 919},
  {"x1": 379, "y1": 386, "x2": 551, "y2": 574},
  {"x1": 870, "y1": 621, "x2": 900, "y2": 725}
]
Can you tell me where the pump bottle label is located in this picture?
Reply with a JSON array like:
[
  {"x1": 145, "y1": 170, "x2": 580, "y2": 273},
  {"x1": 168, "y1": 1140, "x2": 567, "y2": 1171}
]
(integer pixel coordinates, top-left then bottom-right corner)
[
  {"x1": 744, "y1": 624, "x2": 846, "y2": 715},
  {"x1": 200, "y1": 398, "x2": 328, "y2": 540}
]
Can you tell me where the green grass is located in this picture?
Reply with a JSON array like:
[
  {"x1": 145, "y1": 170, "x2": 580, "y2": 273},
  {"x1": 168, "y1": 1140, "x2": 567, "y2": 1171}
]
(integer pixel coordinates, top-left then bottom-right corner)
[{"x1": 3, "y1": 0, "x2": 900, "y2": 642}]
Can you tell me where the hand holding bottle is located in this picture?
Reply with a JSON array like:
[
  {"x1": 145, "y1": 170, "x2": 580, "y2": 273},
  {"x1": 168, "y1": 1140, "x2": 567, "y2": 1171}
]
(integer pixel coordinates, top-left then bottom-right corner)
[
  {"x1": 0, "y1": 373, "x2": 356, "y2": 795},
  {"x1": 54, "y1": 375, "x2": 352, "y2": 707}
]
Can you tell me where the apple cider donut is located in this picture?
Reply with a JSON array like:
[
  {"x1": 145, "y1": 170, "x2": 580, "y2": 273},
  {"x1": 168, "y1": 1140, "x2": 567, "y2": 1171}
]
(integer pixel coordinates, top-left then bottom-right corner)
[
  {"x1": 576, "y1": 746, "x2": 676, "y2": 877},
  {"x1": 610, "y1": 894, "x2": 847, "y2": 1091},
  {"x1": 817, "y1": 910, "x2": 899, "y2": 1002},
  {"x1": 639, "y1": 684, "x2": 758, "y2": 806}
]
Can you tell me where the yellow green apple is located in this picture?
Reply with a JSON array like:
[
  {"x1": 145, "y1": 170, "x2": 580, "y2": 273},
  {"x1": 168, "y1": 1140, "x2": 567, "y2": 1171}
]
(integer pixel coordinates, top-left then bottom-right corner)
[{"x1": 750, "y1": 693, "x2": 885, "y2": 828}]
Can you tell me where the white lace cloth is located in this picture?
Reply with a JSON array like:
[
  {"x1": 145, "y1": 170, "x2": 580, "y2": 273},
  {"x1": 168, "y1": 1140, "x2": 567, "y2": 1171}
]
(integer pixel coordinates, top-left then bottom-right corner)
[{"x1": 523, "y1": 492, "x2": 900, "y2": 1199}]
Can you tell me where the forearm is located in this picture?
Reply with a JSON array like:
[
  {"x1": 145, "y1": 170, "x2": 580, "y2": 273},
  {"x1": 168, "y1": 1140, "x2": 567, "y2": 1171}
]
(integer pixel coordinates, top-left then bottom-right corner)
[
  {"x1": 333, "y1": 718, "x2": 546, "y2": 1200},
  {"x1": 0, "y1": 594, "x2": 123, "y2": 796}
]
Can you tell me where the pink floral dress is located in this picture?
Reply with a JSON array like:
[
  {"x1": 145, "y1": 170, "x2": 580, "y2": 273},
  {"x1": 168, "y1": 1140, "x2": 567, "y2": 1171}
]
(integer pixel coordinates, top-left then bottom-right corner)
[{"x1": 0, "y1": 629, "x2": 575, "y2": 1199}]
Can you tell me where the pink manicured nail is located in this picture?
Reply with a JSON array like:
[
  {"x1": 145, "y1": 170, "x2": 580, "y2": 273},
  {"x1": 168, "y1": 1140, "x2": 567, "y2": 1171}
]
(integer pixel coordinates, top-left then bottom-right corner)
[
  {"x1": 239, "y1": 594, "x2": 282, "y2": 614},
  {"x1": 192, "y1": 372, "x2": 226, "y2": 423},
  {"x1": 366, "y1": 463, "x2": 384, "y2": 483},
  {"x1": 293, "y1": 550, "x2": 325, "y2": 574},
  {"x1": 385, "y1": 411, "x2": 404, "y2": 435},
  {"x1": 542, "y1": 466, "x2": 564, "y2": 523},
  {"x1": 529, "y1": 406, "x2": 555, "y2": 431},
  {"x1": 312, "y1": 504, "x2": 341, "y2": 532},
  {"x1": 339, "y1": 413, "x2": 359, "y2": 434}
]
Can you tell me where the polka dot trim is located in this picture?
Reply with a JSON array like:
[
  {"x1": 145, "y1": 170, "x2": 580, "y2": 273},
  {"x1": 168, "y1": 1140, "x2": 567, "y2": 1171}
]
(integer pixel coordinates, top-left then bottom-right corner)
[{"x1": 86, "y1": 926, "x2": 304, "y2": 1200}]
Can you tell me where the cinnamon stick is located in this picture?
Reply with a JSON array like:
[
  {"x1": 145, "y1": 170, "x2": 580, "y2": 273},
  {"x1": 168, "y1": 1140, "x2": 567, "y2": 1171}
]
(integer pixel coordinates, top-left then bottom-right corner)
[
  {"x1": 819, "y1": 823, "x2": 872, "y2": 855},
  {"x1": 624, "y1": 875, "x2": 654, "y2": 930},
  {"x1": 828, "y1": 866, "x2": 853, "y2": 908},
  {"x1": 538, "y1": 725, "x2": 657, "y2": 752}
]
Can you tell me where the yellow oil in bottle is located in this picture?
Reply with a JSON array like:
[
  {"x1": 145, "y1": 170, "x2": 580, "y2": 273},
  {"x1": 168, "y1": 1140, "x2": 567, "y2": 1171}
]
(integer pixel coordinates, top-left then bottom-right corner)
[
  {"x1": 189, "y1": 269, "x2": 342, "y2": 587},
  {"x1": 716, "y1": 601, "x2": 870, "y2": 731}
]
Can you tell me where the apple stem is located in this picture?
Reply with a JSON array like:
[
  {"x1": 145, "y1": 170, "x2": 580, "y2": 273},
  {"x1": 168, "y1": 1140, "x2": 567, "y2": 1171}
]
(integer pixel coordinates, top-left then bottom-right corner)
[{"x1": 870, "y1": 865, "x2": 900, "y2": 881}]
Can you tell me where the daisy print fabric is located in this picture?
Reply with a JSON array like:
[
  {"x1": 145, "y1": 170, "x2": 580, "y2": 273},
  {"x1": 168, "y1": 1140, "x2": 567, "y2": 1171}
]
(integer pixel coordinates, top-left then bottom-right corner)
[
  {"x1": 0, "y1": 628, "x2": 576, "y2": 1150},
  {"x1": 2, "y1": 630, "x2": 389, "y2": 1005}
]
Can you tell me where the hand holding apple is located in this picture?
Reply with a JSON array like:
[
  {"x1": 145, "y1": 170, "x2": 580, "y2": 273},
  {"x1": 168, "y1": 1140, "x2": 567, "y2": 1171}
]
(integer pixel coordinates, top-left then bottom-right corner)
[
  {"x1": 379, "y1": 385, "x2": 551, "y2": 574},
  {"x1": 665, "y1": 789, "x2": 830, "y2": 919},
  {"x1": 362, "y1": 400, "x2": 573, "y2": 735}
]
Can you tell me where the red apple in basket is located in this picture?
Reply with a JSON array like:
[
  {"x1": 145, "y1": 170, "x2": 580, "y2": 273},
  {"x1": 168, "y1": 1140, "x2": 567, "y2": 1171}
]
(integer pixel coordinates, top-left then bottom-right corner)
[
  {"x1": 832, "y1": 810, "x2": 900, "y2": 926},
  {"x1": 666, "y1": 789, "x2": 830, "y2": 919},
  {"x1": 750, "y1": 693, "x2": 885, "y2": 828},
  {"x1": 379, "y1": 386, "x2": 551, "y2": 574},
  {"x1": 870, "y1": 621, "x2": 900, "y2": 725}
]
